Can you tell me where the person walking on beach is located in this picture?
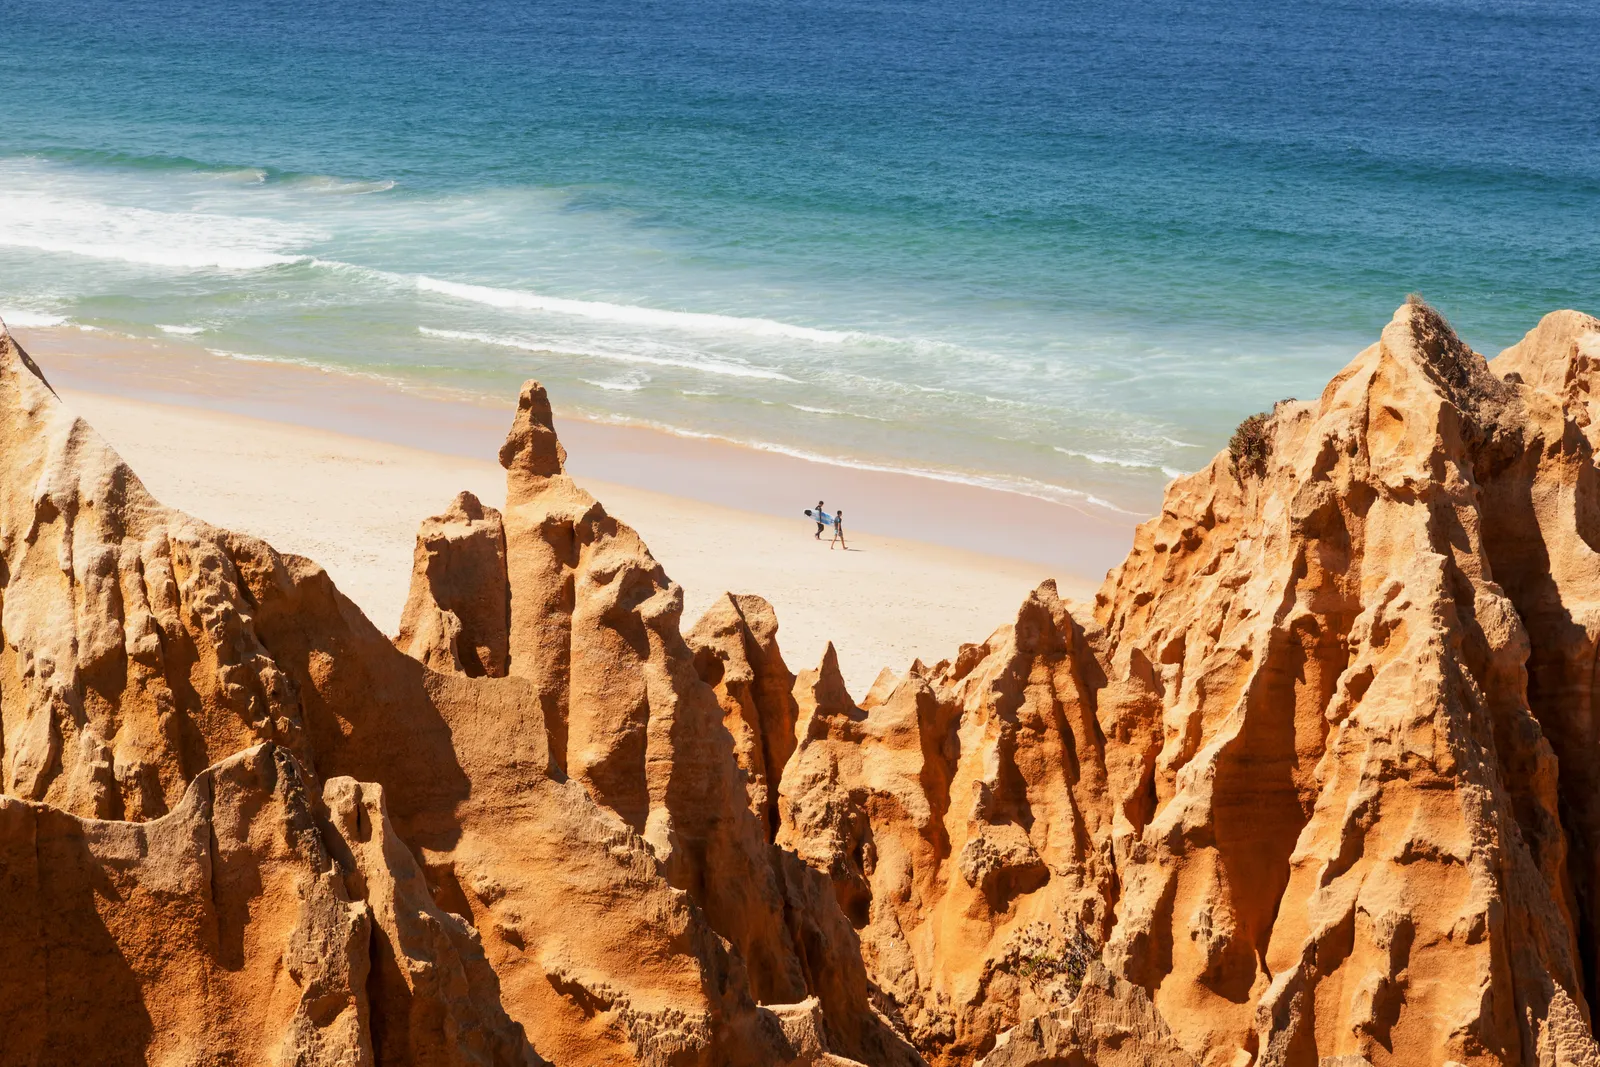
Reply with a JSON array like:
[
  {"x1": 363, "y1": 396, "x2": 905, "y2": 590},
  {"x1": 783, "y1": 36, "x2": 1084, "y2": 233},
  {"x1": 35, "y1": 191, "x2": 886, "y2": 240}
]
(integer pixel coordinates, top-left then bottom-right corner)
[
  {"x1": 830, "y1": 509, "x2": 846, "y2": 550},
  {"x1": 815, "y1": 500, "x2": 826, "y2": 539}
]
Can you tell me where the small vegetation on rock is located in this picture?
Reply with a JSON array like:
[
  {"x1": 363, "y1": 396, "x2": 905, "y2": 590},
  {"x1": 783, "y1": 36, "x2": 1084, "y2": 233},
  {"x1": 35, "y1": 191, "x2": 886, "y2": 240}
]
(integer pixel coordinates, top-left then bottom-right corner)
[
  {"x1": 1010, "y1": 923, "x2": 1099, "y2": 1002},
  {"x1": 1404, "y1": 292, "x2": 1500, "y2": 408},
  {"x1": 1229, "y1": 410, "x2": 1274, "y2": 479}
]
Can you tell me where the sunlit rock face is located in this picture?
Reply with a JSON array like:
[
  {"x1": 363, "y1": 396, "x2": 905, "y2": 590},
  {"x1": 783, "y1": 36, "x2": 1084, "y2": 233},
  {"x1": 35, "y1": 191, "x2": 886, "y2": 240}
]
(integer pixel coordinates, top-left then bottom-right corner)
[{"x1": 5, "y1": 305, "x2": 1600, "y2": 1067}]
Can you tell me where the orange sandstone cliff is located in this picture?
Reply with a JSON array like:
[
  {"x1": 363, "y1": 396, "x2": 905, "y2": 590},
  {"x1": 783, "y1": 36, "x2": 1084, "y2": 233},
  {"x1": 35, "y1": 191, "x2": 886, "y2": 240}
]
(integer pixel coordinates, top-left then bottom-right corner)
[{"x1": 2, "y1": 302, "x2": 1600, "y2": 1066}]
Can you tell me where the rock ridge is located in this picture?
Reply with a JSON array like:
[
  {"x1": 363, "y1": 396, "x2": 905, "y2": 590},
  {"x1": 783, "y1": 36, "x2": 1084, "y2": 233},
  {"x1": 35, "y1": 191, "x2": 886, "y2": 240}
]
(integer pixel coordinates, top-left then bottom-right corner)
[{"x1": 2, "y1": 304, "x2": 1600, "y2": 1066}]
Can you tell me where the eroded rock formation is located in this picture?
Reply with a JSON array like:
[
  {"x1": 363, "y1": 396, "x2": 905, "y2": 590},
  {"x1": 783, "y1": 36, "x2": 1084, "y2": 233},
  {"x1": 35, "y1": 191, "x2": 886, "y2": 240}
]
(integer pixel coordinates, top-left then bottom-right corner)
[
  {"x1": 395, "y1": 490, "x2": 509, "y2": 678},
  {"x1": 4, "y1": 303, "x2": 1600, "y2": 1066}
]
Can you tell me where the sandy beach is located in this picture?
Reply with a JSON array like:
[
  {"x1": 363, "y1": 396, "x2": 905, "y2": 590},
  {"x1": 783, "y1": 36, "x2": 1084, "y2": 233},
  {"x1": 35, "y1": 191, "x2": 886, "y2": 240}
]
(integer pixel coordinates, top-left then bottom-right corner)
[{"x1": 24, "y1": 326, "x2": 1131, "y2": 692}]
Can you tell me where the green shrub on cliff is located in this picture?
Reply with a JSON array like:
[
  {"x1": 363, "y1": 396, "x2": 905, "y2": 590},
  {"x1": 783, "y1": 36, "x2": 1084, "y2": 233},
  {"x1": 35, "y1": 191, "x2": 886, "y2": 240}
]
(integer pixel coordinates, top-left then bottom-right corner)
[{"x1": 1229, "y1": 410, "x2": 1273, "y2": 478}]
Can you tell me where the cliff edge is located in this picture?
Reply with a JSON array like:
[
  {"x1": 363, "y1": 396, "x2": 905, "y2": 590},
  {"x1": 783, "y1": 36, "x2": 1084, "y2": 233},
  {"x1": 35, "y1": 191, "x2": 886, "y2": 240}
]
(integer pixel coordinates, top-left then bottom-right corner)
[{"x1": 2, "y1": 303, "x2": 1599, "y2": 1066}]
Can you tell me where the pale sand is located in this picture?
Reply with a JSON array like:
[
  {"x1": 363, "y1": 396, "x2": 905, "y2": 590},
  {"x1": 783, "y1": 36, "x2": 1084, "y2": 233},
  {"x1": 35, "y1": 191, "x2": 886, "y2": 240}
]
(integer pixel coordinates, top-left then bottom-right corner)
[
  {"x1": 15, "y1": 322, "x2": 1134, "y2": 692},
  {"x1": 19, "y1": 327, "x2": 1137, "y2": 576},
  {"x1": 61, "y1": 388, "x2": 1099, "y2": 693}
]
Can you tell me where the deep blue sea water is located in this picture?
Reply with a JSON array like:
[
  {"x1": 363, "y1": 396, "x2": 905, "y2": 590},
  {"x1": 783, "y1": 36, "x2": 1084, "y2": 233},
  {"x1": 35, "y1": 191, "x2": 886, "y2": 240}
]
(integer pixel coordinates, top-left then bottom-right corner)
[{"x1": 0, "y1": 0, "x2": 1594, "y2": 513}]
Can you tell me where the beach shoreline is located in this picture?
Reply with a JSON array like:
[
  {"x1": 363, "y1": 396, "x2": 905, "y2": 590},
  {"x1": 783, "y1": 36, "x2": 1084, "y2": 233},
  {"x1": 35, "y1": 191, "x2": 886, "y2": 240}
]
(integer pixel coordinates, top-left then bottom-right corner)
[
  {"x1": 18, "y1": 325, "x2": 1131, "y2": 692},
  {"x1": 17, "y1": 324, "x2": 1137, "y2": 576}
]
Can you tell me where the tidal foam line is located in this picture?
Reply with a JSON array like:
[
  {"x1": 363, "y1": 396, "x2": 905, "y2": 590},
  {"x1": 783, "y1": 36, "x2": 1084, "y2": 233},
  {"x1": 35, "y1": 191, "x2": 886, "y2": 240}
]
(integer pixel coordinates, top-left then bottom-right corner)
[
  {"x1": 416, "y1": 275, "x2": 861, "y2": 344},
  {"x1": 0, "y1": 192, "x2": 319, "y2": 271},
  {"x1": 418, "y1": 326, "x2": 799, "y2": 382},
  {"x1": 789, "y1": 404, "x2": 891, "y2": 422},
  {"x1": 589, "y1": 413, "x2": 1139, "y2": 516},
  {"x1": 1054, "y1": 447, "x2": 1169, "y2": 472},
  {"x1": 0, "y1": 310, "x2": 67, "y2": 328}
]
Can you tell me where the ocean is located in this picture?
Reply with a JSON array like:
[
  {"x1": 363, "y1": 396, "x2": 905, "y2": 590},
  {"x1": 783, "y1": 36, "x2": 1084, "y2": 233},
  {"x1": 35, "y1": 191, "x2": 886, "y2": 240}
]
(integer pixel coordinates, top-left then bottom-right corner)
[{"x1": 0, "y1": 0, "x2": 1594, "y2": 516}]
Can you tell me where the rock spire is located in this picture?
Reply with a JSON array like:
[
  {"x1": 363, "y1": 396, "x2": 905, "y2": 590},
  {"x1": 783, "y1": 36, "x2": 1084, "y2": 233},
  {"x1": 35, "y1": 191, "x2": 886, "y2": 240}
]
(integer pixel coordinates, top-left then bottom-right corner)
[{"x1": 3, "y1": 306, "x2": 1600, "y2": 1065}]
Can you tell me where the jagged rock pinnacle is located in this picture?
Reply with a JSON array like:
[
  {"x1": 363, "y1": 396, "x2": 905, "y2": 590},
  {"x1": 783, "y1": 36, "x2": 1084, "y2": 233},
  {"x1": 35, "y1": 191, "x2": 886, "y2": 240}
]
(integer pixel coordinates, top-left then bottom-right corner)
[{"x1": 4, "y1": 306, "x2": 1600, "y2": 1065}]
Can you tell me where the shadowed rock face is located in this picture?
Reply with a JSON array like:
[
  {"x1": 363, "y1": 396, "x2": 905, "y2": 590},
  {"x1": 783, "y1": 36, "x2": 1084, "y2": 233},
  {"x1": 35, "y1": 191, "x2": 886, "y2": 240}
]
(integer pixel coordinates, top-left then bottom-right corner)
[
  {"x1": 395, "y1": 490, "x2": 509, "y2": 678},
  {"x1": 4, "y1": 305, "x2": 1600, "y2": 1066}
]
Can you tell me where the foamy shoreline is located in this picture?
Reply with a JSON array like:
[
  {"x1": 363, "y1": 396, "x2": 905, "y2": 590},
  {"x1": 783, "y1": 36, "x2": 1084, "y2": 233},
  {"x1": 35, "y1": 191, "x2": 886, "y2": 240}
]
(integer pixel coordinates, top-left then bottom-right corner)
[
  {"x1": 13, "y1": 325, "x2": 1130, "y2": 691},
  {"x1": 14, "y1": 324, "x2": 1136, "y2": 573}
]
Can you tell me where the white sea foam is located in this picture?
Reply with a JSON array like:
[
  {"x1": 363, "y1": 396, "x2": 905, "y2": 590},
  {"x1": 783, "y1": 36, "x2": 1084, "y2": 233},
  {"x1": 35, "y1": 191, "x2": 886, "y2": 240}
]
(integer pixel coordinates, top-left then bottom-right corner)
[
  {"x1": 156, "y1": 323, "x2": 205, "y2": 335},
  {"x1": 416, "y1": 275, "x2": 860, "y2": 344},
  {"x1": 418, "y1": 326, "x2": 799, "y2": 382},
  {"x1": 982, "y1": 394, "x2": 1032, "y2": 408},
  {"x1": 1054, "y1": 448, "x2": 1193, "y2": 483},
  {"x1": 0, "y1": 309, "x2": 67, "y2": 328},
  {"x1": 790, "y1": 404, "x2": 890, "y2": 422},
  {"x1": 291, "y1": 175, "x2": 397, "y2": 194},
  {"x1": 1054, "y1": 446, "x2": 1166, "y2": 472},
  {"x1": 207, "y1": 348, "x2": 281, "y2": 364},
  {"x1": 591, "y1": 414, "x2": 1137, "y2": 515},
  {"x1": 206, "y1": 347, "x2": 341, "y2": 371},
  {"x1": 0, "y1": 191, "x2": 321, "y2": 270},
  {"x1": 305, "y1": 259, "x2": 414, "y2": 289},
  {"x1": 581, "y1": 378, "x2": 647, "y2": 392},
  {"x1": 1053, "y1": 447, "x2": 1192, "y2": 483},
  {"x1": 203, "y1": 347, "x2": 408, "y2": 389},
  {"x1": 204, "y1": 168, "x2": 270, "y2": 184}
]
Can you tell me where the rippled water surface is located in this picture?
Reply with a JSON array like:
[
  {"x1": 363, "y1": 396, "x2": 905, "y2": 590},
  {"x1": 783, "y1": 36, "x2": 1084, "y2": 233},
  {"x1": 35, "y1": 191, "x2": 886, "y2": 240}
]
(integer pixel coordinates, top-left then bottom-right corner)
[{"x1": 0, "y1": 0, "x2": 1595, "y2": 512}]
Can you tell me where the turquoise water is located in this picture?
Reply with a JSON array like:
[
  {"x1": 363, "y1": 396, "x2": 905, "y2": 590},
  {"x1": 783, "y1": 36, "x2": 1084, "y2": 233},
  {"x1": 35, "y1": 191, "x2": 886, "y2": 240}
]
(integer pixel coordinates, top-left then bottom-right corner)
[{"x1": 0, "y1": 0, "x2": 1594, "y2": 514}]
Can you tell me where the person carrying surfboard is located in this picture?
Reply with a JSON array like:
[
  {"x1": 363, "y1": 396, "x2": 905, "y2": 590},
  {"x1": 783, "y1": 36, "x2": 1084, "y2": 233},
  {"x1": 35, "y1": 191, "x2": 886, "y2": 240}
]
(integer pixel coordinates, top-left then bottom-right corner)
[
  {"x1": 814, "y1": 501, "x2": 826, "y2": 539},
  {"x1": 830, "y1": 509, "x2": 846, "y2": 550}
]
